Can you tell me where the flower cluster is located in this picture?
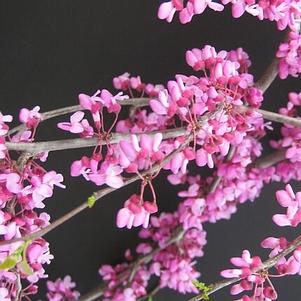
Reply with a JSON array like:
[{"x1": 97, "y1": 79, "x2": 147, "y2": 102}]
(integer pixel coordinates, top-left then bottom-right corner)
[
  {"x1": 157, "y1": 0, "x2": 301, "y2": 31},
  {"x1": 277, "y1": 32, "x2": 301, "y2": 79},
  {"x1": 99, "y1": 209, "x2": 207, "y2": 299},
  {"x1": 221, "y1": 250, "x2": 277, "y2": 301},
  {"x1": 0, "y1": 113, "x2": 13, "y2": 159},
  {"x1": 1, "y1": 1, "x2": 301, "y2": 300},
  {"x1": 54, "y1": 45, "x2": 263, "y2": 234},
  {"x1": 270, "y1": 92, "x2": 301, "y2": 182},
  {"x1": 0, "y1": 108, "x2": 65, "y2": 300},
  {"x1": 219, "y1": 184, "x2": 301, "y2": 300},
  {"x1": 46, "y1": 275, "x2": 80, "y2": 301}
]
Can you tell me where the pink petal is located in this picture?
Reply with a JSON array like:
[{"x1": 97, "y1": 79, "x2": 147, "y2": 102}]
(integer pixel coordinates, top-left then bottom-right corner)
[
  {"x1": 273, "y1": 214, "x2": 291, "y2": 226},
  {"x1": 78, "y1": 93, "x2": 92, "y2": 110},
  {"x1": 70, "y1": 111, "x2": 84, "y2": 123},
  {"x1": 106, "y1": 175, "x2": 123, "y2": 188},
  {"x1": 230, "y1": 257, "x2": 249, "y2": 268},
  {"x1": 232, "y1": 2, "x2": 245, "y2": 18},
  {"x1": 261, "y1": 237, "x2": 279, "y2": 249},
  {"x1": 193, "y1": 0, "x2": 206, "y2": 14},
  {"x1": 116, "y1": 208, "x2": 131, "y2": 228},
  {"x1": 140, "y1": 135, "x2": 152, "y2": 153},
  {"x1": 119, "y1": 140, "x2": 137, "y2": 161},
  {"x1": 276, "y1": 190, "x2": 293, "y2": 207},
  {"x1": 208, "y1": 1, "x2": 224, "y2": 11},
  {"x1": 196, "y1": 149, "x2": 207, "y2": 167},
  {"x1": 6, "y1": 173, "x2": 21, "y2": 194},
  {"x1": 149, "y1": 99, "x2": 168, "y2": 115},
  {"x1": 70, "y1": 160, "x2": 83, "y2": 177},
  {"x1": 158, "y1": 2, "x2": 175, "y2": 21}
]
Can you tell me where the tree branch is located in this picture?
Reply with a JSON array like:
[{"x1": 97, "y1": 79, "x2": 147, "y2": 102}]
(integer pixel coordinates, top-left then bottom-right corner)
[
  {"x1": 0, "y1": 139, "x2": 190, "y2": 248},
  {"x1": 247, "y1": 107, "x2": 301, "y2": 128},
  {"x1": 254, "y1": 57, "x2": 279, "y2": 93},
  {"x1": 1, "y1": 104, "x2": 221, "y2": 249},
  {"x1": 6, "y1": 127, "x2": 187, "y2": 153},
  {"x1": 76, "y1": 147, "x2": 287, "y2": 301},
  {"x1": 6, "y1": 106, "x2": 301, "y2": 153},
  {"x1": 189, "y1": 232, "x2": 301, "y2": 301},
  {"x1": 8, "y1": 98, "x2": 149, "y2": 136}
]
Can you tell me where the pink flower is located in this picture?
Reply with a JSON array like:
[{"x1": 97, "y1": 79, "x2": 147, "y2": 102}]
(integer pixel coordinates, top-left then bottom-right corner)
[
  {"x1": 157, "y1": 1, "x2": 181, "y2": 23},
  {"x1": 149, "y1": 89, "x2": 175, "y2": 116},
  {"x1": 221, "y1": 250, "x2": 262, "y2": 278},
  {"x1": 6, "y1": 173, "x2": 22, "y2": 194},
  {"x1": 261, "y1": 236, "x2": 288, "y2": 257},
  {"x1": 118, "y1": 133, "x2": 164, "y2": 171},
  {"x1": 0, "y1": 287, "x2": 10, "y2": 301},
  {"x1": 89, "y1": 162, "x2": 124, "y2": 188},
  {"x1": 273, "y1": 184, "x2": 301, "y2": 227},
  {"x1": 79, "y1": 91, "x2": 102, "y2": 128},
  {"x1": 57, "y1": 111, "x2": 86, "y2": 134},
  {"x1": 30, "y1": 171, "x2": 65, "y2": 208},
  {"x1": 116, "y1": 195, "x2": 158, "y2": 229},
  {"x1": 47, "y1": 275, "x2": 80, "y2": 301},
  {"x1": 0, "y1": 113, "x2": 13, "y2": 136},
  {"x1": 276, "y1": 32, "x2": 301, "y2": 79},
  {"x1": 19, "y1": 106, "x2": 41, "y2": 128},
  {"x1": 159, "y1": 257, "x2": 200, "y2": 293},
  {"x1": 196, "y1": 148, "x2": 214, "y2": 168},
  {"x1": 99, "y1": 89, "x2": 127, "y2": 113}
]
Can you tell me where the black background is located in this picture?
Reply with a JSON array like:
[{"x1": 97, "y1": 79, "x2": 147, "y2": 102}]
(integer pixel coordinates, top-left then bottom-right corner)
[{"x1": 0, "y1": 1, "x2": 301, "y2": 300}]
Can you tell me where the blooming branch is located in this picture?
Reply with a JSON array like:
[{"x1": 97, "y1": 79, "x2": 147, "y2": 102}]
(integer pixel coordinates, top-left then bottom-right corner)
[{"x1": 188, "y1": 232, "x2": 301, "y2": 301}]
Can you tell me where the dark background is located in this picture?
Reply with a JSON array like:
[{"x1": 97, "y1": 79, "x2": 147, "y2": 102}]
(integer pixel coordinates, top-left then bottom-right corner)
[{"x1": 0, "y1": 1, "x2": 301, "y2": 300}]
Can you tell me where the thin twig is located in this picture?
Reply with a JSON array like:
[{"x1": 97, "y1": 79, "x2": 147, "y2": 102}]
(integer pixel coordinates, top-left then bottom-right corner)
[
  {"x1": 188, "y1": 232, "x2": 301, "y2": 301},
  {"x1": 6, "y1": 127, "x2": 186, "y2": 153},
  {"x1": 72, "y1": 41, "x2": 284, "y2": 301},
  {"x1": 76, "y1": 147, "x2": 287, "y2": 301},
  {"x1": 77, "y1": 226, "x2": 184, "y2": 301},
  {"x1": 254, "y1": 57, "x2": 279, "y2": 93},
  {"x1": 0, "y1": 143, "x2": 188, "y2": 248},
  {"x1": 7, "y1": 105, "x2": 301, "y2": 153},
  {"x1": 8, "y1": 98, "x2": 149, "y2": 136},
  {"x1": 249, "y1": 107, "x2": 301, "y2": 128}
]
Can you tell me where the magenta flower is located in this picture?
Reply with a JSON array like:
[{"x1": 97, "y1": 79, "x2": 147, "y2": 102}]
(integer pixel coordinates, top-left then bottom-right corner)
[
  {"x1": 57, "y1": 111, "x2": 86, "y2": 134},
  {"x1": 19, "y1": 106, "x2": 41, "y2": 128},
  {"x1": 221, "y1": 250, "x2": 262, "y2": 278},
  {"x1": 0, "y1": 287, "x2": 10, "y2": 301},
  {"x1": 116, "y1": 194, "x2": 158, "y2": 229},
  {"x1": 157, "y1": 1, "x2": 181, "y2": 23},
  {"x1": 6, "y1": 173, "x2": 22, "y2": 194},
  {"x1": 0, "y1": 113, "x2": 12, "y2": 136},
  {"x1": 277, "y1": 32, "x2": 301, "y2": 79},
  {"x1": 89, "y1": 161, "x2": 124, "y2": 188},
  {"x1": 118, "y1": 133, "x2": 163, "y2": 171},
  {"x1": 47, "y1": 275, "x2": 80, "y2": 301},
  {"x1": 149, "y1": 89, "x2": 176, "y2": 116},
  {"x1": 273, "y1": 184, "x2": 301, "y2": 227},
  {"x1": 261, "y1": 236, "x2": 288, "y2": 257},
  {"x1": 30, "y1": 171, "x2": 65, "y2": 208}
]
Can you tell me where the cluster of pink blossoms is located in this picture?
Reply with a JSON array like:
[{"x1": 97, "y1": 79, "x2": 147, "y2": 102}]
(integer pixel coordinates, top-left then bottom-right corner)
[
  {"x1": 0, "y1": 107, "x2": 65, "y2": 300},
  {"x1": 0, "y1": 1, "x2": 301, "y2": 300},
  {"x1": 277, "y1": 32, "x2": 301, "y2": 79},
  {"x1": 158, "y1": 1, "x2": 301, "y2": 81},
  {"x1": 56, "y1": 45, "x2": 265, "y2": 232},
  {"x1": 2, "y1": 45, "x2": 298, "y2": 300},
  {"x1": 157, "y1": 0, "x2": 301, "y2": 31},
  {"x1": 46, "y1": 275, "x2": 80, "y2": 301},
  {"x1": 220, "y1": 184, "x2": 301, "y2": 301},
  {"x1": 91, "y1": 66, "x2": 301, "y2": 299}
]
